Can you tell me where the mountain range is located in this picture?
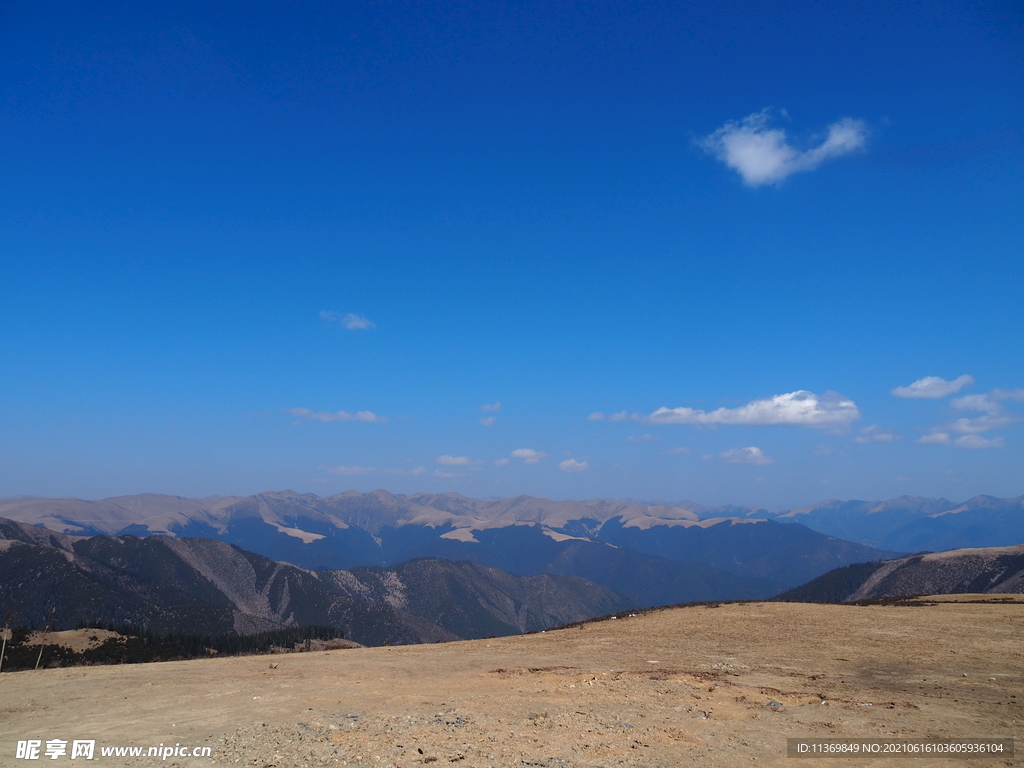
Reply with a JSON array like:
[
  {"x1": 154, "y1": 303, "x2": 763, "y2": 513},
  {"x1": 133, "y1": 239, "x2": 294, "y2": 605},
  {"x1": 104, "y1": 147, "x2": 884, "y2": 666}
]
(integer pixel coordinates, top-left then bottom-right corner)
[
  {"x1": 752, "y1": 495, "x2": 1024, "y2": 552},
  {"x1": 2, "y1": 488, "x2": 1021, "y2": 645},
  {"x1": 0, "y1": 490, "x2": 929, "y2": 594},
  {"x1": 0, "y1": 518, "x2": 627, "y2": 644}
]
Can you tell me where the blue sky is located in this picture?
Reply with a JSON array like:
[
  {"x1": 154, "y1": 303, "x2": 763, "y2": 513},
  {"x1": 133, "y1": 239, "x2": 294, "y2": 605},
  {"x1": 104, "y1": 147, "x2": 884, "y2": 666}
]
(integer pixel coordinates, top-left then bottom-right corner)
[{"x1": 2, "y1": 0, "x2": 1022, "y2": 507}]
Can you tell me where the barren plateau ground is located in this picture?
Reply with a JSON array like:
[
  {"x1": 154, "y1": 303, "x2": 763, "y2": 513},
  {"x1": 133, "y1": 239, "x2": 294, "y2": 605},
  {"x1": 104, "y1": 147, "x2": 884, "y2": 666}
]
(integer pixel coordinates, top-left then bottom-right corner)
[{"x1": 2, "y1": 596, "x2": 1021, "y2": 768}]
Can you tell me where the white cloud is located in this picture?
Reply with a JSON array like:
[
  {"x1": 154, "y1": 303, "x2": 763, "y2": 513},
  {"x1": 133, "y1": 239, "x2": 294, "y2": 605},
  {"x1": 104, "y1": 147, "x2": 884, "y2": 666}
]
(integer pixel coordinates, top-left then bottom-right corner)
[
  {"x1": 511, "y1": 448, "x2": 548, "y2": 464},
  {"x1": 952, "y1": 435, "x2": 1005, "y2": 449},
  {"x1": 646, "y1": 390, "x2": 859, "y2": 429},
  {"x1": 950, "y1": 394, "x2": 1000, "y2": 412},
  {"x1": 992, "y1": 388, "x2": 1024, "y2": 402},
  {"x1": 588, "y1": 410, "x2": 635, "y2": 421},
  {"x1": 433, "y1": 470, "x2": 465, "y2": 479},
  {"x1": 946, "y1": 414, "x2": 1018, "y2": 434},
  {"x1": 720, "y1": 446, "x2": 772, "y2": 465},
  {"x1": 480, "y1": 401, "x2": 502, "y2": 413},
  {"x1": 493, "y1": 458, "x2": 510, "y2": 466},
  {"x1": 559, "y1": 458, "x2": 590, "y2": 473},
  {"x1": 626, "y1": 434, "x2": 659, "y2": 443},
  {"x1": 942, "y1": 388, "x2": 1023, "y2": 434},
  {"x1": 319, "y1": 310, "x2": 376, "y2": 330},
  {"x1": 287, "y1": 407, "x2": 384, "y2": 423},
  {"x1": 325, "y1": 465, "x2": 374, "y2": 476},
  {"x1": 699, "y1": 109, "x2": 867, "y2": 187},
  {"x1": 436, "y1": 455, "x2": 483, "y2": 466},
  {"x1": 854, "y1": 425, "x2": 901, "y2": 444},
  {"x1": 892, "y1": 375, "x2": 974, "y2": 399},
  {"x1": 917, "y1": 431, "x2": 1005, "y2": 449},
  {"x1": 479, "y1": 416, "x2": 496, "y2": 427}
]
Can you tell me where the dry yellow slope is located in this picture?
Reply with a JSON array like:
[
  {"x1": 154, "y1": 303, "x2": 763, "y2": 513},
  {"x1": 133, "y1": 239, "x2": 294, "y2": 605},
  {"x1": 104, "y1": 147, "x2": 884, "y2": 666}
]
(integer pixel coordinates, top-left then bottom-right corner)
[{"x1": 1, "y1": 596, "x2": 1021, "y2": 768}]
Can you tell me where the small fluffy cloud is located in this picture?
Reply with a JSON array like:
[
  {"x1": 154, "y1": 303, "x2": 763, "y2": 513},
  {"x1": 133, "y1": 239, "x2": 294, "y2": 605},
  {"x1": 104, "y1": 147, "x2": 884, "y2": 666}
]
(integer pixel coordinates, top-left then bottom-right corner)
[
  {"x1": 699, "y1": 109, "x2": 867, "y2": 187},
  {"x1": 511, "y1": 448, "x2": 548, "y2": 465},
  {"x1": 892, "y1": 375, "x2": 974, "y2": 399},
  {"x1": 493, "y1": 458, "x2": 510, "y2": 466},
  {"x1": 854, "y1": 425, "x2": 901, "y2": 444},
  {"x1": 436, "y1": 455, "x2": 484, "y2": 466},
  {"x1": 587, "y1": 412, "x2": 606, "y2": 421},
  {"x1": 720, "y1": 446, "x2": 772, "y2": 465},
  {"x1": 287, "y1": 407, "x2": 384, "y2": 423},
  {"x1": 559, "y1": 458, "x2": 589, "y2": 473},
  {"x1": 319, "y1": 310, "x2": 376, "y2": 330},
  {"x1": 626, "y1": 434, "x2": 659, "y2": 443},
  {"x1": 325, "y1": 465, "x2": 374, "y2": 476},
  {"x1": 480, "y1": 401, "x2": 502, "y2": 413},
  {"x1": 479, "y1": 417, "x2": 496, "y2": 427},
  {"x1": 647, "y1": 390, "x2": 859, "y2": 430}
]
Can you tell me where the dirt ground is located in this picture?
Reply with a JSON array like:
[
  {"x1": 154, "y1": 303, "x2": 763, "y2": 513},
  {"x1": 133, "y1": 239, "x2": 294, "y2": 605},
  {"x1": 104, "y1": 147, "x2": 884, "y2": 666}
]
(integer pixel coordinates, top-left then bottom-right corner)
[{"x1": 1, "y1": 596, "x2": 1021, "y2": 768}]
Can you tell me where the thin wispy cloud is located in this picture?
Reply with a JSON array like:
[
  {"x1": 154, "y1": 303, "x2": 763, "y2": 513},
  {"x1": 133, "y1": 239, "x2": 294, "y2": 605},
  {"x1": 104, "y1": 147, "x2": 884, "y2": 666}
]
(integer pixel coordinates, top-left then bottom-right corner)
[
  {"x1": 917, "y1": 433, "x2": 1005, "y2": 449},
  {"x1": 319, "y1": 310, "x2": 376, "y2": 330},
  {"x1": 626, "y1": 434, "x2": 659, "y2": 443},
  {"x1": 436, "y1": 455, "x2": 484, "y2": 466},
  {"x1": 854, "y1": 425, "x2": 901, "y2": 444},
  {"x1": 930, "y1": 387, "x2": 1024, "y2": 434},
  {"x1": 511, "y1": 448, "x2": 548, "y2": 464},
  {"x1": 946, "y1": 414, "x2": 1018, "y2": 434},
  {"x1": 559, "y1": 458, "x2": 589, "y2": 473},
  {"x1": 287, "y1": 407, "x2": 385, "y2": 423},
  {"x1": 479, "y1": 402, "x2": 501, "y2": 426},
  {"x1": 700, "y1": 109, "x2": 867, "y2": 187},
  {"x1": 384, "y1": 466, "x2": 427, "y2": 477},
  {"x1": 720, "y1": 446, "x2": 772, "y2": 465},
  {"x1": 646, "y1": 390, "x2": 859, "y2": 430},
  {"x1": 587, "y1": 411, "x2": 631, "y2": 422},
  {"x1": 662, "y1": 446, "x2": 691, "y2": 455},
  {"x1": 892, "y1": 375, "x2": 974, "y2": 398},
  {"x1": 325, "y1": 465, "x2": 374, "y2": 476}
]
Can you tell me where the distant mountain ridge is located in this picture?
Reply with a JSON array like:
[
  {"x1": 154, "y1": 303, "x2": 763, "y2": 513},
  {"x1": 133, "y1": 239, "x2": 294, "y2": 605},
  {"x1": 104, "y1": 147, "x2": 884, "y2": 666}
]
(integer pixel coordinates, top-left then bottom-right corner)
[
  {"x1": 0, "y1": 518, "x2": 627, "y2": 644},
  {"x1": 755, "y1": 495, "x2": 1024, "y2": 552},
  {"x1": 0, "y1": 490, "x2": 907, "y2": 590},
  {"x1": 778, "y1": 544, "x2": 1024, "y2": 603}
]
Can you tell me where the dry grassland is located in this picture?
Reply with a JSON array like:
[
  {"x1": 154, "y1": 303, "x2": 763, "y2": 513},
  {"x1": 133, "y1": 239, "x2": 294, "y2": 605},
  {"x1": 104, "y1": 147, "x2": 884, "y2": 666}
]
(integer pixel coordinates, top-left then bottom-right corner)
[{"x1": 1, "y1": 596, "x2": 1021, "y2": 767}]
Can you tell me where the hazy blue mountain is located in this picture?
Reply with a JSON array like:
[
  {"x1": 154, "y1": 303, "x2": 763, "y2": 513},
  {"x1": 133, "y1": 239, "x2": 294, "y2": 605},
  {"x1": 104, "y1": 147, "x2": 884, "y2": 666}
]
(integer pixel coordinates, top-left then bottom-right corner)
[{"x1": 759, "y1": 495, "x2": 1024, "y2": 552}]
